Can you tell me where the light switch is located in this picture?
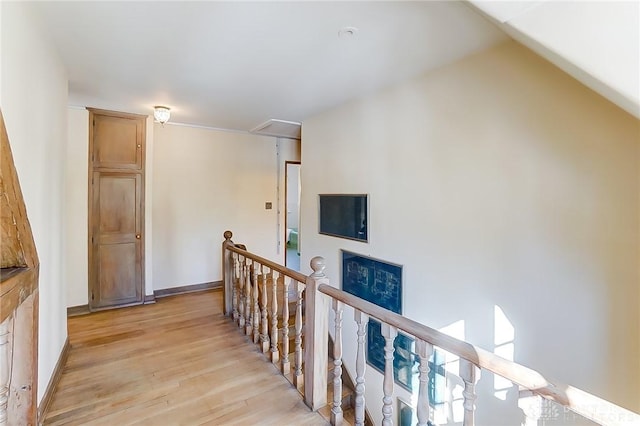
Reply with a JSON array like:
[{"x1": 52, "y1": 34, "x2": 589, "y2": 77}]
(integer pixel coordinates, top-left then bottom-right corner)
[{"x1": 265, "y1": 202, "x2": 273, "y2": 210}]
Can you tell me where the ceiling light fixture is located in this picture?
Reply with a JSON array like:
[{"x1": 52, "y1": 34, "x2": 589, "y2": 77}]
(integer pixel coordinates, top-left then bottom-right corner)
[{"x1": 153, "y1": 106, "x2": 171, "y2": 125}]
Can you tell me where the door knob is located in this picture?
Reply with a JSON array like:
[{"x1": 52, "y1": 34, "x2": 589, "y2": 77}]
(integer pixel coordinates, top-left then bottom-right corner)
[{"x1": 136, "y1": 234, "x2": 141, "y2": 239}]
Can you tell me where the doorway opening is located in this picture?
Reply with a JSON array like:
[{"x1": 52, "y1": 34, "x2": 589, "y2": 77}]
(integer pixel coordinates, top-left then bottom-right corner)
[{"x1": 285, "y1": 161, "x2": 301, "y2": 271}]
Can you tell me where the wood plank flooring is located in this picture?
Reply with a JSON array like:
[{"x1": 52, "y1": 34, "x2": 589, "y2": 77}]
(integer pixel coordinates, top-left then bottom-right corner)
[{"x1": 44, "y1": 289, "x2": 328, "y2": 425}]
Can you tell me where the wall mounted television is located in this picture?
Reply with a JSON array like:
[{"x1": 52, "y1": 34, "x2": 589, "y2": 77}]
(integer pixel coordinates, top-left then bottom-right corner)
[{"x1": 318, "y1": 194, "x2": 368, "y2": 242}]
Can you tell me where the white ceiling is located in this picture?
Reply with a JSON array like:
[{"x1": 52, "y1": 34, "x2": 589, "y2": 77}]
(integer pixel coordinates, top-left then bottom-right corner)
[{"x1": 31, "y1": 1, "x2": 508, "y2": 131}]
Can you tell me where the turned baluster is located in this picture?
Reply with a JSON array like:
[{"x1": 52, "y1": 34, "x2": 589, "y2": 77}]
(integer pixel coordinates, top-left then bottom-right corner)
[
  {"x1": 0, "y1": 316, "x2": 13, "y2": 426},
  {"x1": 460, "y1": 358, "x2": 480, "y2": 426},
  {"x1": 231, "y1": 252, "x2": 239, "y2": 322},
  {"x1": 238, "y1": 255, "x2": 246, "y2": 328},
  {"x1": 270, "y1": 271, "x2": 280, "y2": 364},
  {"x1": 244, "y1": 259, "x2": 253, "y2": 335},
  {"x1": 281, "y1": 276, "x2": 291, "y2": 374},
  {"x1": 416, "y1": 339, "x2": 434, "y2": 426},
  {"x1": 260, "y1": 265, "x2": 270, "y2": 353},
  {"x1": 252, "y1": 262, "x2": 260, "y2": 344},
  {"x1": 331, "y1": 300, "x2": 344, "y2": 425},
  {"x1": 381, "y1": 323, "x2": 397, "y2": 426},
  {"x1": 354, "y1": 310, "x2": 369, "y2": 426},
  {"x1": 222, "y1": 230, "x2": 234, "y2": 315},
  {"x1": 292, "y1": 281, "x2": 304, "y2": 390}
]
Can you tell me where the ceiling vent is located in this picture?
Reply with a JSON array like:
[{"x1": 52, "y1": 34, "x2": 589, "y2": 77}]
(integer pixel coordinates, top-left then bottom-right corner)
[{"x1": 250, "y1": 119, "x2": 301, "y2": 140}]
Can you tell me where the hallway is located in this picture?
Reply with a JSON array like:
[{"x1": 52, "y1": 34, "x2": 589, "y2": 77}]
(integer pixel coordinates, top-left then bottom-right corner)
[{"x1": 44, "y1": 289, "x2": 327, "y2": 425}]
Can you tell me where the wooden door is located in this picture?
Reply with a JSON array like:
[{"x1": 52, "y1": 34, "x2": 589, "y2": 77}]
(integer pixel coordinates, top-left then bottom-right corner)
[
  {"x1": 90, "y1": 172, "x2": 142, "y2": 308},
  {"x1": 88, "y1": 109, "x2": 145, "y2": 310}
]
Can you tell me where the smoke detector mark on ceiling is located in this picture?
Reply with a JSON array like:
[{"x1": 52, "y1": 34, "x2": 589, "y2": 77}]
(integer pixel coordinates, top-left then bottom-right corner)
[
  {"x1": 250, "y1": 119, "x2": 301, "y2": 140},
  {"x1": 338, "y1": 26, "x2": 359, "y2": 39}
]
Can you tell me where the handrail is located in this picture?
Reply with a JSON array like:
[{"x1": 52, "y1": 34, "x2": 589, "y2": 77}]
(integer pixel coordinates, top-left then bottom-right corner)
[
  {"x1": 319, "y1": 283, "x2": 640, "y2": 426},
  {"x1": 226, "y1": 244, "x2": 308, "y2": 284},
  {"x1": 221, "y1": 233, "x2": 639, "y2": 426}
]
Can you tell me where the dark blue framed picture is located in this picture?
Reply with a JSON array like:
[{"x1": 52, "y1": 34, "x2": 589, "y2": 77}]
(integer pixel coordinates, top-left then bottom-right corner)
[
  {"x1": 367, "y1": 320, "x2": 415, "y2": 390},
  {"x1": 367, "y1": 322, "x2": 446, "y2": 398},
  {"x1": 341, "y1": 250, "x2": 402, "y2": 314}
]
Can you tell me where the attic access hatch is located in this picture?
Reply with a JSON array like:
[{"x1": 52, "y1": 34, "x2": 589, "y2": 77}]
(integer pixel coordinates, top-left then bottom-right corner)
[{"x1": 250, "y1": 119, "x2": 301, "y2": 140}]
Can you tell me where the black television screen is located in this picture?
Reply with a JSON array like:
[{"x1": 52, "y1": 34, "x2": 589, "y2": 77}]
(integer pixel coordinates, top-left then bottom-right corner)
[{"x1": 319, "y1": 194, "x2": 368, "y2": 242}]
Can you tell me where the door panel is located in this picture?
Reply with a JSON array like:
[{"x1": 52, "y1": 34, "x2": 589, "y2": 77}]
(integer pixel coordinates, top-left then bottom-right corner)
[
  {"x1": 98, "y1": 242, "x2": 138, "y2": 304},
  {"x1": 99, "y1": 175, "x2": 137, "y2": 235},
  {"x1": 92, "y1": 114, "x2": 143, "y2": 169},
  {"x1": 90, "y1": 172, "x2": 143, "y2": 309}
]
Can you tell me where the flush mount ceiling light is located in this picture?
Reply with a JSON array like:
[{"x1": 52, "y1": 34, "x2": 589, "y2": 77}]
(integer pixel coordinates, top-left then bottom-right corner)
[{"x1": 153, "y1": 106, "x2": 171, "y2": 125}]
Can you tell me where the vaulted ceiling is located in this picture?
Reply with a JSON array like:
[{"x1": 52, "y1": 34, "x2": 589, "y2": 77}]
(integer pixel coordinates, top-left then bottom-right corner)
[{"x1": 30, "y1": 1, "x2": 639, "y2": 132}]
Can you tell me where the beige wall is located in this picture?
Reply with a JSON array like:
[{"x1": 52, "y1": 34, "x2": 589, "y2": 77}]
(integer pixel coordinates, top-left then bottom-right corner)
[
  {"x1": 301, "y1": 40, "x2": 640, "y2": 422},
  {"x1": 152, "y1": 124, "x2": 280, "y2": 290},
  {"x1": 1, "y1": 1, "x2": 68, "y2": 403}
]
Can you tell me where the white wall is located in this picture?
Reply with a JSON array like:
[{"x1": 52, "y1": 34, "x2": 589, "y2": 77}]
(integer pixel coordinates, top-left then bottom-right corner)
[
  {"x1": 144, "y1": 116, "x2": 154, "y2": 297},
  {"x1": 65, "y1": 108, "x2": 89, "y2": 307},
  {"x1": 301, "y1": 40, "x2": 640, "y2": 423},
  {"x1": 1, "y1": 1, "x2": 68, "y2": 404},
  {"x1": 152, "y1": 124, "x2": 280, "y2": 290}
]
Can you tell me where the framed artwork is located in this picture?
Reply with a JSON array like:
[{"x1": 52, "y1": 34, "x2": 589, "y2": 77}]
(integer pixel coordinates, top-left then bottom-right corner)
[
  {"x1": 366, "y1": 320, "x2": 447, "y2": 398},
  {"x1": 367, "y1": 320, "x2": 416, "y2": 391},
  {"x1": 398, "y1": 398, "x2": 414, "y2": 426},
  {"x1": 319, "y1": 194, "x2": 368, "y2": 242},
  {"x1": 341, "y1": 250, "x2": 402, "y2": 314}
]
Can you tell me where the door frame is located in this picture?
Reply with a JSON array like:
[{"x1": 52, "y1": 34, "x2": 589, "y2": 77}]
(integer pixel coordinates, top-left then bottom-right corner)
[
  {"x1": 87, "y1": 108, "x2": 146, "y2": 311},
  {"x1": 284, "y1": 161, "x2": 301, "y2": 268}
]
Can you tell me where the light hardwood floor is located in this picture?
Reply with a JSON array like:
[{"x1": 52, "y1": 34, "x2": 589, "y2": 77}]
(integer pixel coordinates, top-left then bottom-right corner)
[{"x1": 44, "y1": 289, "x2": 328, "y2": 425}]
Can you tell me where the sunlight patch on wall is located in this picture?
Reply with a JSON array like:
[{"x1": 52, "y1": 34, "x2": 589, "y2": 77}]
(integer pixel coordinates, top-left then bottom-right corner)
[
  {"x1": 494, "y1": 305, "x2": 515, "y2": 400},
  {"x1": 425, "y1": 319, "x2": 466, "y2": 425}
]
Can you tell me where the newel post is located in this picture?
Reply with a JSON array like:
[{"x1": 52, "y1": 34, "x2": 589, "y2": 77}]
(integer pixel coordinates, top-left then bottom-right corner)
[
  {"x1": 304, "y1": 256, "x2": 330, "y2": 411},
  {"x1": 222, "y1": 230, "x2": 234, "y2": 316}
]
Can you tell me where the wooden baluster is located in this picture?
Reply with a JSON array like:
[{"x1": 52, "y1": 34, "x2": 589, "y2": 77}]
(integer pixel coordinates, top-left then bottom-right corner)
[
  {"x1": 381, "y1": 323, "x2": 397, "y2": 426},
  {"x1": 460, "y1": 358, "x2": 480, "y2": 426},
  {"x1": 270, "y1": 271, "x2": 280, "y2": 364},
  {"x1": 252, "y1": 262, "x2": 260, "y2": 344},
  {"x1": 518, "y1": 391, "x2": 542, "y2": 426},
  {"x1": 245, "y1": 259, "x2": 253, "y2": 336},
  {"x1": 260, "y1": 265, "x2": 270, "y2": 353},
  {"x1": 292, "y1": 281, "x2": 304, "y2": 390},
  {"x1": 238, "y1": 255, "x2": 246, "y2": 328},
  {"x1": 221, "y1": 230, "x2": 234, "y2": 315},
  {"x1": 0, "y1": 316, "x2": 13, "y2": 426},
  {"x1": 354, "y1": 310, "x2": 369, "y2": 426},
  {"x1": 231, "y1": 252, "x2": 239, "y2": 322},
  {"x1": 416, "y1": 339, "x2": 434, "y2": 426},
  {"x1": 281, "y1": 276, "x2": 291, "y2": 374},
  {"x1": 331, "y1": 300, "x2": 344, "y2": 425}
]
